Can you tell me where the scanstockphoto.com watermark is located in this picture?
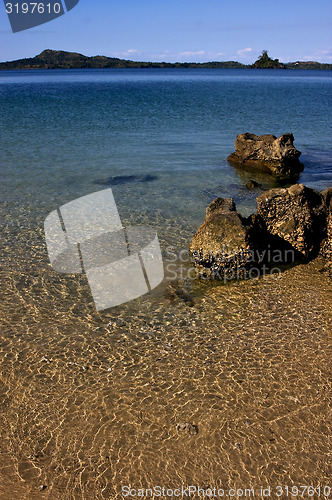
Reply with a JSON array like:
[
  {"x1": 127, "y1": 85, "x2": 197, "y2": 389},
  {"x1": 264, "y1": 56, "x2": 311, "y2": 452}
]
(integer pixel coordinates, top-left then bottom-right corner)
[
  {"x1": 164, "y1": 245, "x2": 296, "y2": 284},
  {"x1": 122, "y1": 486, "x2": 255, "y2": 498},
  {"x1": 122, "y1": 485, "x2": 331, "y2": 497}
]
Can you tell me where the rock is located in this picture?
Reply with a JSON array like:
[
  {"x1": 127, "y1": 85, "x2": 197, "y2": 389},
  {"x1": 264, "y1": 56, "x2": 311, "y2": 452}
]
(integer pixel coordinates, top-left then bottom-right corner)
[
  {"x1": 189, "y1": 197, "x2": 262, "y2": 279},
  {"x1": 176, "y1": 423, "x2": 198, "y2": 436},
  {"x1": 256, "y1": 184, "x2": 327, "y2": 260},
  {"x1": 228, "y1": 133, "x2": 303, "y2": 179},
  {"x1": 320, "y1": 188, "x2": 332, "y2": 273},
  {"x1": 166, "y1": 282, "x2": 195, "y2": 306},
  {"x1": 246, "y1": 179, "x2": 262, "y2": 190},
  {"x1": 190, "y1": 184, "x2": 331, "y2": 281},
  {"x1": 321, "y1": 187, "x2": 332, "y2": 207}
]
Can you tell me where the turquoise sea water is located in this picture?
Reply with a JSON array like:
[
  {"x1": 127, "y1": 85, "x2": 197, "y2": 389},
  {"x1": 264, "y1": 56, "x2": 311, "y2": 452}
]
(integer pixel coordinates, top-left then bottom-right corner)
[
  {"x1": 1, "y1": 68, "x2": 331, "y2": 254},
  {"x1": 0, "y1": 68, "x2": 331, "y2": 497}
]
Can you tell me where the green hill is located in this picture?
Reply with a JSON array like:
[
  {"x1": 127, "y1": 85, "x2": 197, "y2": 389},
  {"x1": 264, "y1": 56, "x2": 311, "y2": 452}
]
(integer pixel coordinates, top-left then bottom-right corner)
[
  {"x1": 251, "y1": 50, "x2": 286, "y2": 69},
  {"x1": 0, "y1": 49, "x2": 331, "y2": 70},
  {"x1": 0, "y1": 49, "x2": 245, "y2": 70}
]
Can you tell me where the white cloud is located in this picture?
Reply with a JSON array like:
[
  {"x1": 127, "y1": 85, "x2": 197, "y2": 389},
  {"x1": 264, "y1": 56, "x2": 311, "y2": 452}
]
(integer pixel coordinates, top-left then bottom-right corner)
[
  {"x1": 109, "y1": 49, "x2": 230, "y2": 63},
  {"x1": 237, "y1": 47, "x2": 253, "y2": 57},
  {"x1": 109, "y1": 49, "x2": 142, "y2": 59},
  {"x1": 179, "y1": 50, "x2": 206, "y2": 57},
  {"x1": 300, "y1": 48, "x2": 332, "y2": 62},
  {"x1": 149, "y1": 50, "x2": 225, "y2": 61}
]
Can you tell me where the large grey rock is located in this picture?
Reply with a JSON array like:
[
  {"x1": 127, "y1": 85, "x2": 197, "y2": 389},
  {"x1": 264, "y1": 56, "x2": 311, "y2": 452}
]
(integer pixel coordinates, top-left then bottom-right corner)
[
  {"x1": 228, "y1": 133, "x2": 303, "y2": 179},
  {"x1": 189, "y1": 197, "x2": 261, "y2": 279},
  {"x1": 256, "y1": 184, "x2": 326, "y2": 260}
]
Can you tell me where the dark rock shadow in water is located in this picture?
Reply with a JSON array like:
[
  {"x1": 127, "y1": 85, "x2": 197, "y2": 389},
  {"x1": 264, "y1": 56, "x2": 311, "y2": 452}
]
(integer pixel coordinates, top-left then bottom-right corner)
[{"x1": 94, "y1": 174, "x2": 158, "y2": 186}]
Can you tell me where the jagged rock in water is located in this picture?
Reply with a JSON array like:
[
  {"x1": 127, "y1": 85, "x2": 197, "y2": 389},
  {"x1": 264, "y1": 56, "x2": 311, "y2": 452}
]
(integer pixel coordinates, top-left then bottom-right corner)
[{"x1": 228, "y1": 133, "x2": 303, "y2": 179}]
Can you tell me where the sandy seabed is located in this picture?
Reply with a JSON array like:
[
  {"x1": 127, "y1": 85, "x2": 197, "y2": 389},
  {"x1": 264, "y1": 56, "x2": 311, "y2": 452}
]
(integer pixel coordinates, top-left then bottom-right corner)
[{"x1": 0, "y1": 251, "x2": 331, "y2": 499}]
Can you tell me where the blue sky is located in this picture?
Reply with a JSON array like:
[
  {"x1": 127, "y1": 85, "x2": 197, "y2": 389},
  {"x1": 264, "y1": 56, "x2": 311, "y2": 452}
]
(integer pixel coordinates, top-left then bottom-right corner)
[{"x1": 0, "y1": 0, "x2": 331, "y2": 63}]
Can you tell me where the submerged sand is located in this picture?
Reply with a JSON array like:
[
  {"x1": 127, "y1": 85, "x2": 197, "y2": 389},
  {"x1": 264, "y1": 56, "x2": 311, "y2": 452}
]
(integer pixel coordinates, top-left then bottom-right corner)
[{"x1": 0, "y1": 255, "x2": 331, "y2": 499}]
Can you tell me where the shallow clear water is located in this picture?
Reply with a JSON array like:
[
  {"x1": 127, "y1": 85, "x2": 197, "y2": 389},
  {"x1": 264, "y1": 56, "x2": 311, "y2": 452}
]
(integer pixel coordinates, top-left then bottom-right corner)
[
  {"x1": 0, "y1": 68, "x2": 331, "y2": 499},
  {"x1": 1, "y1": 68, "x2": 331, "y2": 231}
]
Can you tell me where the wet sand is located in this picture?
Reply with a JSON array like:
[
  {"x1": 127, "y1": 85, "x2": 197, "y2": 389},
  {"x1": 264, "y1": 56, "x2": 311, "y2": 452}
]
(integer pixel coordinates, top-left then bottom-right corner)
[{"x1": 0, "y1": 248, "x2": 331, "y2": 499}]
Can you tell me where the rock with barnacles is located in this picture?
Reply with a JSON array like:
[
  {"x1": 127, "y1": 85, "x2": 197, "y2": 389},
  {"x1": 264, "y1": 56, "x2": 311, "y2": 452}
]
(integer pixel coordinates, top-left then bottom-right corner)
[
  {"x1": 189, "y1": 197, "x2": 262, "y2": 279},
  {"x1": 228, "y1": 132, "x2": 303, "y2": 179},
  {"x1": 256, "y1": 184, "x2": 327, "y2": 260}
]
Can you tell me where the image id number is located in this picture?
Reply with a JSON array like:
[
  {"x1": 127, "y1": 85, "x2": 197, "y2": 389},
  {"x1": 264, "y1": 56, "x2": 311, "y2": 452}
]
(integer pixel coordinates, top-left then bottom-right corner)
[{"x1": 5, "y1": 3, "x2": 62, "y2": 14}]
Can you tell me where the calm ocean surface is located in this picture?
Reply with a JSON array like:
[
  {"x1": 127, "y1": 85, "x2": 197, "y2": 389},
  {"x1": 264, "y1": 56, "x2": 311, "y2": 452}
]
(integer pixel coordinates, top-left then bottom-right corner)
[
  {"x1": 1, "y1": 68, "x2": 331, "y2": 251},
  {"x1": 0, "y1": 68, "x2": 331, "y2": 498}
]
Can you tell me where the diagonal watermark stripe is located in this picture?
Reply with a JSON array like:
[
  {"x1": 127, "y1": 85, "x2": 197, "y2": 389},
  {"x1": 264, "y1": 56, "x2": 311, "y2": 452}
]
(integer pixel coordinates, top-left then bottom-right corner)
[
  {"x1": 44, "y1": 188, "x2": 164, "y2": 311},
  {"x1": 3, "y1": 0, "x2": 80, "y2": 33}
]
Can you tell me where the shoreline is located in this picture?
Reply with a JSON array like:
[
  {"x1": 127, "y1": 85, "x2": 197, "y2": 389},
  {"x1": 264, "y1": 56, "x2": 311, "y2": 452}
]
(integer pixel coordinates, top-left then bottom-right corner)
[{"x1": 1, "y1": 49, "x2": 332, "y2": 71}]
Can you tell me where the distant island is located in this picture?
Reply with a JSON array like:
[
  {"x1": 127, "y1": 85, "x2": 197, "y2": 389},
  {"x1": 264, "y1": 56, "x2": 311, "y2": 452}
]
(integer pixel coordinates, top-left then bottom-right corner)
[{"x1": 1, "y1": 49, "x2": 331, "y2": 71}]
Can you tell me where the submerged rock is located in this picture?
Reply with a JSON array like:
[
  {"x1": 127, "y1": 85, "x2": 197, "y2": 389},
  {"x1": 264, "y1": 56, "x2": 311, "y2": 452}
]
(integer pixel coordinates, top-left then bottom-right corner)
[
  {"x1": 246, "y1": 179, "x2": 262, "y2": 190},
  {"x1": 256, "y1": 184, "x2": 326, "y2": 260},
  {"x1": 228, "y1": 133, "x2": 303, "y2": 179},
  {"x1": 165, "y1": 282, "x2": 195, "y2": 306},
  {"x1": 176, "y1": 423, "x2": 198, "y2": 436}
]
